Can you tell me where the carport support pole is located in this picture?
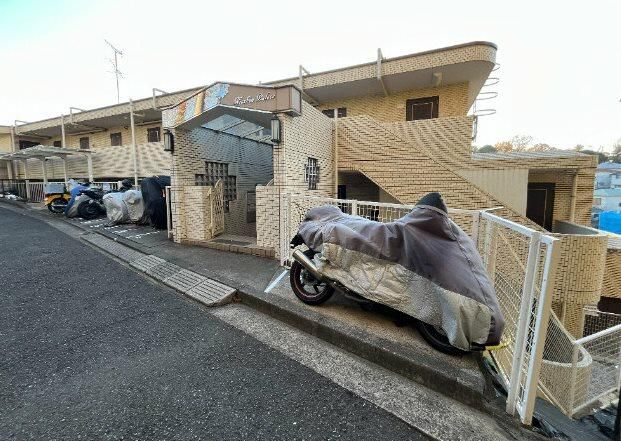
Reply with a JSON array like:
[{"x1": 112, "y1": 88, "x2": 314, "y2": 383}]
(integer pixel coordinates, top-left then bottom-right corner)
[
  {"x1": 60, "y1": 114, "x2": 66, "y2": 148},
  {"x1": 40, "y1": 158, "x2": 48, "y2": 184},
  {"x1": 86, "y1": 153, "x2": 94, "y2": 183},
  {"x1": 22, "y1": 159, "x2": 30, "y2": 200},
  {"x1": 334, "y1": 113, "x2": 339, "y2": 197},
  {"x1": 129, "y1": 99, "x2": 138, "y2": 186},
  {"x1": 62, "y1": 157, "x2": 68, "y2": 184}
]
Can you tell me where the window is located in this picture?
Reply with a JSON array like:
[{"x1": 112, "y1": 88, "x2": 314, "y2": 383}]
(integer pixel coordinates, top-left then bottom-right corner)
[
  {"x1": 196, "y1": 161, "x2": 237, "y2": 212},
  {"x1": 53, "y1": 140, "x2": 62, "y2": 147},
  {"x1": 110, "y1": 132, "x2": 122, "y2": 146},
  {"x1": 406, "y1": 96, "x2": 439, "y2": 121},
  {"x1": 321, "y1": 107, "x2": 347, "y2": 118},
  {"x1": 79, "y1": 137, "x2": 90, "y2": 150},
  {"x1": 147, "y1": 127, "x2": 161, "y2": 143},
  {"x1": 305, "y1": 157, "x2": 319, "y2": 190},
  {"x1": 18, "y1": 140, "x2": 38, "y2": 150}
]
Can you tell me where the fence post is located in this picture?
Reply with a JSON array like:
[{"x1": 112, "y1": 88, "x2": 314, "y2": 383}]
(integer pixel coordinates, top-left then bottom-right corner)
[
  {"x1": 519, "y1": 238, "x2": 561, "y2": 425},
  {"x1": 471, "y1": 211, "x2": 481, "y2": 245},
  {"x1": 567, "y1": 344, "x2": 580, "y2": 417},
  {"x1": 351, "y1": 200, "x2": 358, "y2": 216},
  {"x1": 506, "y1": 232, "x2": 542, "y2": 415}
]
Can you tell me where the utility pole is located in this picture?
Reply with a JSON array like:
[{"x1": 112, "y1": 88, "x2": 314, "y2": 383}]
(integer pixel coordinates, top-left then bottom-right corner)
[{"x1": 105, "y1": 39, "x2": 124, "y2": 103}]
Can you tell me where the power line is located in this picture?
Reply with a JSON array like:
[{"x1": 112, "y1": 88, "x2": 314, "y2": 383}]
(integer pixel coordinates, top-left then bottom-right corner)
[{"x1": 104, "y1": 39, "x2": 124, "y2": 103}]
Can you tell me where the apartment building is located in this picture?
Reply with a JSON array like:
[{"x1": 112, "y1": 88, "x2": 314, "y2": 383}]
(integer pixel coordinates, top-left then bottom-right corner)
[
  {"x1": 0, "y1": 88, "x2": 202, "y2": 182},
  {"x1": 4, "y1": 41, "x2": 617, "y2": 318}
]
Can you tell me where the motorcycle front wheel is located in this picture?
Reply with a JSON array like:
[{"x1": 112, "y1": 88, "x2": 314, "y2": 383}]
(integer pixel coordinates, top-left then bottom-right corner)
[
  {"x1": 414, "y1": 321, "x2": 470, "y2": 356},
  {"x1": 289, "y1": 250, "x2": 334, "y2": 306}
]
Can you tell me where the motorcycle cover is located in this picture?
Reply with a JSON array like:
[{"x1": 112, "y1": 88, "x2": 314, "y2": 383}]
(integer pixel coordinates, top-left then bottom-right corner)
[
  {"x1": 122, "y1": 190, "x2": 144, "y2": 222},
  {"x1": 103, "y1": 193, "x2": 130, "y2": 225},
  {"x1": 140, "y1": 176, "x2": 170, "y2": 229},
  {"x1": 65, "y1": 194, "x2": 90, "y2": 218},
  {"x1": 297, "y1": 193, "x2": 504, "y2": 351}
]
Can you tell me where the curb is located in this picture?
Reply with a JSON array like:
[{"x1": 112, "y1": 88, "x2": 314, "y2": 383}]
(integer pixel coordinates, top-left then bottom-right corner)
[
  {"x1": 235, "y1": 287, "x2": 490, "y2": 411},
  {"x1": 80, "y1": 232, "x2": 237, "y2": 308}
]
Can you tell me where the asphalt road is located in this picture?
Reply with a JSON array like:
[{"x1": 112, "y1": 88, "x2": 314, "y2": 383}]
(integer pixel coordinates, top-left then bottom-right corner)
[{"x1": 0, "y1": 206, "x2": 425, "y2": 441}]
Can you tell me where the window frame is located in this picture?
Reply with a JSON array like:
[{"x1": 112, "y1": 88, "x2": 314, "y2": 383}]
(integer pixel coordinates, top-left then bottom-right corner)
[
  {"x1": 110, "y1": 132, "x2": 122, "y2": 146},
  {"x1": 147, "y1": 127, "x2": 161, "y2": 143},
  {"x1": 305, "y1": 157, "x2": 319, "y2": 190},
  {"x1": 406, "y1": 96, "x2": 439, "y2": 121},
  {"x1": 79, "y1": 137, "x2": 90, "y2": 150}
]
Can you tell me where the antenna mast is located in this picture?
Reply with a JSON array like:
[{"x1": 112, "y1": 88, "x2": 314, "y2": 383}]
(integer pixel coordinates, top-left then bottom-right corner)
[{"x1": 105, "y1": 39, "x2": 124, "y2": 103}]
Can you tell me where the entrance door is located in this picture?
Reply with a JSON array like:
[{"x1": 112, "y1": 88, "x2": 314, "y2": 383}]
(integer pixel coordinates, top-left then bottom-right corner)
[{"x1": 526, "y1": 183, "x2": 555, "y2": 231}]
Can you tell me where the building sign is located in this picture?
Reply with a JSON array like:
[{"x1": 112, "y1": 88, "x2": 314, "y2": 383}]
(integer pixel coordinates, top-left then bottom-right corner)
[
  {"x1": 234, "y1": 92, "x2": 276, "y2": 106},
  {"x1": 163, "y1": 82, "x2": 302, "y2": 129}
]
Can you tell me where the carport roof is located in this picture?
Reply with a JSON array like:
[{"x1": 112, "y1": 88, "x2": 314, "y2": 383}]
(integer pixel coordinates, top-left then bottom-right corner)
[{"x1": 0, "y1": 145, "x2": 91, "y2": 160}]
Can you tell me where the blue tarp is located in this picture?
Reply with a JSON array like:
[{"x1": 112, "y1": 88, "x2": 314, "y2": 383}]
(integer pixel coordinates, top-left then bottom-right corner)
[{"x1": 599, "y1": 211, "x2": 621, "y2": 234}]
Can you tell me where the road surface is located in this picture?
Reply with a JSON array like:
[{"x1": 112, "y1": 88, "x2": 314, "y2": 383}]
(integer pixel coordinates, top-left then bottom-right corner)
[{"x1": 0, "y1": 206, "x2": 424, "y2": 440}]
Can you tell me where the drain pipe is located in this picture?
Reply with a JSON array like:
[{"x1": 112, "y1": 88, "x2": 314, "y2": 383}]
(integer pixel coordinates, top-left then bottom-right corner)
[{"x1": 569, "y1": 172, "x2": 578, "y2": 222}]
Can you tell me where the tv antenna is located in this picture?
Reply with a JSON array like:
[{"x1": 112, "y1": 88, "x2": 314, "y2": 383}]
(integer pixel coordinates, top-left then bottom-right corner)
[{"x1": 105, "y1": 39, "x2": 124, "y2": 103}]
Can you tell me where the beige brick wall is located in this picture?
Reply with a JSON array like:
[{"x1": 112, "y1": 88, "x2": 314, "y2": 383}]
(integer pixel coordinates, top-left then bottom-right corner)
[
  {"x1": 0, "y1": 133, "x2": 12, "y2": 152},
  {"x1": 317, "y1": 83, "x2": 469, "y2": 123},
  {"x1": 257, "y1": 101, "x2": 334, "y2": 253},
  {"x1": 9, "y1": 142, "x2": 169, "y2": 181},
  {"x1": 45, "y1": 123, "x2": 161, "y2": 150}
]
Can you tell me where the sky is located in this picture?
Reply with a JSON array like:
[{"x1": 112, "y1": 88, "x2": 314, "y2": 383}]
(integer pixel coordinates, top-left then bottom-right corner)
[{"x1": 0, "y1": 0, "x2": 619, "y2": 151}]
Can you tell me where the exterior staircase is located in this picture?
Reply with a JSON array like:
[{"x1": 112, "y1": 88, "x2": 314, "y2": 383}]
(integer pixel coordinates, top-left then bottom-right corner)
[{"x1": 336, "y1": 114, "x2": 535, "y2": 226}]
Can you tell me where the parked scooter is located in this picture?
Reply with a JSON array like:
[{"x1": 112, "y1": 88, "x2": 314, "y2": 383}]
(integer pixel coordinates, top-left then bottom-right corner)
[
  {"x1": 43, "y1": 183, "x2": 71, "y2": 214},
  {"x1": 288, "y1": 192, "x2": 504, "y2": 356}
]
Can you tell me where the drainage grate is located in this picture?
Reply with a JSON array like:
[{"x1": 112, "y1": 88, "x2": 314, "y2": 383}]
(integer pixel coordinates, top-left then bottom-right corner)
[
  {"x1": 164, "y1": 269, "x2": 206, "y2": 293},
  {"x1": 146, "y1": 262, "x2": 182, "y2": 281},
  {"x1": 130, "y1": 255, "x2": 166, "y2": 272},
  {"x1": 187, "y1": 279, "x2": 236, "y2": 306},
  {"x1": 83, "y1": 233, "x2": 145, "y2": 262}
]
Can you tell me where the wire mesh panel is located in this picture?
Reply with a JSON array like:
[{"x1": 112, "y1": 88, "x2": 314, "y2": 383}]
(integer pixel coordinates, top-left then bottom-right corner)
[{"x1": 567, "y1": 311, "x2": 621, "y2": 416}]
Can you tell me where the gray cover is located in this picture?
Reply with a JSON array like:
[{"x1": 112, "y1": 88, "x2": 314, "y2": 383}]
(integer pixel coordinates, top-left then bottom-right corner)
[
  {"x1": 103, "y1": 193, "x2": 129, "y2": 225},
  {"x1": 298, "y1": 204, "x2": 504, "y2": 350},
  {"x1": 65, "y1": 194, "x2": 89, "y2": 218},
  {"x1": 122, "y1": 190, "x2": 144, "y2": 222}
]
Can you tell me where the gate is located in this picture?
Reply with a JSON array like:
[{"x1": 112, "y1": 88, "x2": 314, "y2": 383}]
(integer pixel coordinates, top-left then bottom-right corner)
[{"x1": 210, "y1": 179, "x2": 225, "y2": 236}]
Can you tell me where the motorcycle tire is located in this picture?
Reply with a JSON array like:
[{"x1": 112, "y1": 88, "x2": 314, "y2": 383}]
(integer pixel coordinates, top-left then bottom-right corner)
[
  {"x1": 47, "y1": 198, "x2": 68, "y2": 214},
  {"x1": 289, "y1": 250, "x2": 334, "y2": 305},
  {"x1": 77, "y1": 200, "x2": 102, "y2": 220},
  {"x1": 414, "y1": 320, "x2": 471, "y2": 356}
]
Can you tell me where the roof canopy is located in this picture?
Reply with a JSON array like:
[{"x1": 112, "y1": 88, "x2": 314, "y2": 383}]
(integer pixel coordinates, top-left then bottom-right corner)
[
  {"x1": 267, "y1": 42, "x2": 497, "y2": 107},
  {"x1": 0, "y1": 145, "x2": 91, "y2": 160}
]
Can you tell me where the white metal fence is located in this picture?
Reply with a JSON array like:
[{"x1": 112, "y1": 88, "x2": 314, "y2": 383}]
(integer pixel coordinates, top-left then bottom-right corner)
[
  {"x1": 0, "y1": 179, "x2": 122, "y2": 203},
  {"x1": 281, "y1": 194, "x2": 621, "y2": 423}
]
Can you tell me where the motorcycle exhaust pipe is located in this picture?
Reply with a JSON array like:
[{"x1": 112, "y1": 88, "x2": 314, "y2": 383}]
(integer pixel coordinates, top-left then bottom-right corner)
[{"x1": 292, "y1": 249, "x2": 325, "y2": 281}]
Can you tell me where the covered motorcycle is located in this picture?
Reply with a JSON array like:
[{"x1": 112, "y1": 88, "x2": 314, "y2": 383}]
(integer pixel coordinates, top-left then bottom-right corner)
[{"x1": 293, "y1": 192, "x2": 504, "y2": 352}]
